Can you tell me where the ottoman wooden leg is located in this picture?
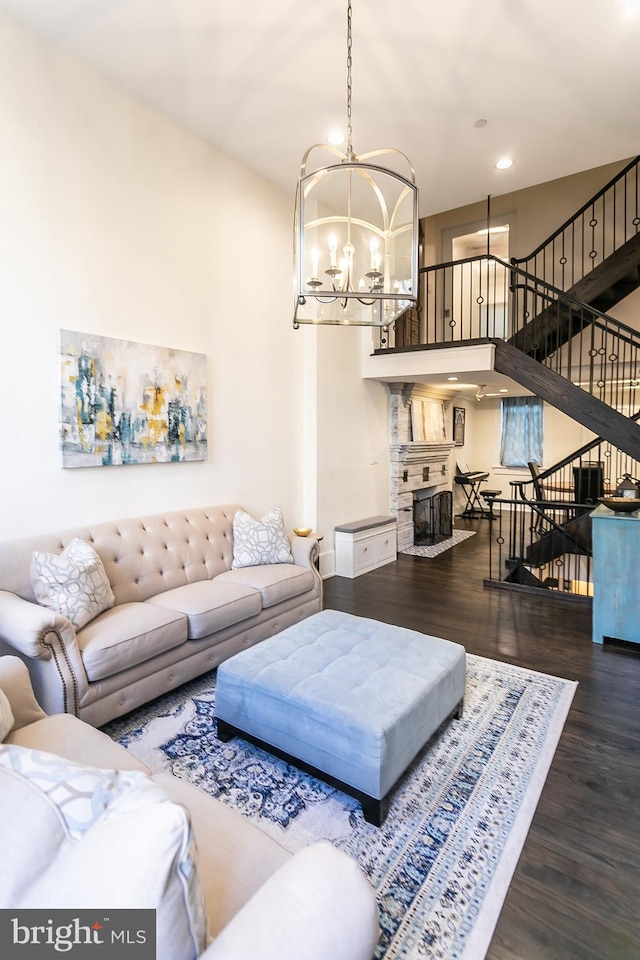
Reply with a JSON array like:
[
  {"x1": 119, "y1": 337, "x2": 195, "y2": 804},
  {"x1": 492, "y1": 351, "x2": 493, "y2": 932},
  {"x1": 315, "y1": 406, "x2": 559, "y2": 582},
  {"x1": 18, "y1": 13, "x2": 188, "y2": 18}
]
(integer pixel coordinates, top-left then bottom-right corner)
[
  {"x1": 361, "y1": 794, "x2": 390, "y2": 828},
  {"x1": 216, "y1": 718, "x2": 236, "y2": 742}
]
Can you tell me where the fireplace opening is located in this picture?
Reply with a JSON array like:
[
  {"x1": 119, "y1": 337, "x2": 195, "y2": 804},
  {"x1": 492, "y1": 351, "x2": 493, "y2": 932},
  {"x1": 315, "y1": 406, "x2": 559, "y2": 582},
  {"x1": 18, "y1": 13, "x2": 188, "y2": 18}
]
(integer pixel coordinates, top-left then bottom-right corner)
[{"x1": 413, "y1": 489, "x2": 453, "y2": 546}]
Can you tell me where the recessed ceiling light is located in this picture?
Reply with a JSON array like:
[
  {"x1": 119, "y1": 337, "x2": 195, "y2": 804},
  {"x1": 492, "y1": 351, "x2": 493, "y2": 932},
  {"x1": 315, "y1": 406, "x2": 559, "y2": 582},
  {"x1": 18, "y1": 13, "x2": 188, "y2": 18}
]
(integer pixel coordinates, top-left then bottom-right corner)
[
  {"x1": 473, "y1": 119, "x2": 488, "y2": 128},
  {"x1": 447, "y1": 376, "x2": 459, "y2": 381},
  {"x1": 328, "y1": 129, "x2": 344, "y2": 145},
  {"x1": 499, "y1": 388, "x2": 509, "y2": 393},
  {"x1": 495, "y1": 157, "x2": 514, "y2": 170}
]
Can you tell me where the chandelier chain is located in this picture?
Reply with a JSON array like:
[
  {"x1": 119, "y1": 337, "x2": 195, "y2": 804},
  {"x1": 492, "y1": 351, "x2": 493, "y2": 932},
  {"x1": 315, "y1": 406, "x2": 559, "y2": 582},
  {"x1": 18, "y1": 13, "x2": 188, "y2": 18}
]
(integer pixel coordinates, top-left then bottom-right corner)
[{"x1": 346, "y1": 0, "x2": 354, "y2": 159}]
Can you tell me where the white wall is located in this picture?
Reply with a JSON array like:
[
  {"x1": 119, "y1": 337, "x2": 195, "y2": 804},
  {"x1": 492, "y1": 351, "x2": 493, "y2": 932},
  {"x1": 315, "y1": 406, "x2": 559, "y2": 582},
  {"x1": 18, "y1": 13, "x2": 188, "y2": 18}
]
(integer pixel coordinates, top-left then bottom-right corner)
[
  {"x1": 299, "y1": 326, "x2": 390, "y2": 575},
  {"x1": 0, "y1": 13, "x2": 307, "y2": 540}
]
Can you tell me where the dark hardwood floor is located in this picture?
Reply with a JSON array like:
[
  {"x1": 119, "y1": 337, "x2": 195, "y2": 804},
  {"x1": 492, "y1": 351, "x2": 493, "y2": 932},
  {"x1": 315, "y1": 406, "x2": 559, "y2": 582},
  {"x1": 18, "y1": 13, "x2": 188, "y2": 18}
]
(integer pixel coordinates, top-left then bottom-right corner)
[{"x1": 323, "y1": 518, "x2": 640, "y2": 960}]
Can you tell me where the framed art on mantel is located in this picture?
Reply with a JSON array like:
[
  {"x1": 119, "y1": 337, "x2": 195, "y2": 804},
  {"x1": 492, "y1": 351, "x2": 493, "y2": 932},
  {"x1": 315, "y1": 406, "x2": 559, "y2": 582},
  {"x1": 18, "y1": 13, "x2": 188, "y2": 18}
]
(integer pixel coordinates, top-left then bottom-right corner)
[
  {"x1": 453, "y1": 406, "x2": 465, "y2": 446},
  {"x1": 59, "y1": 330, "x2": 208, "y2": 468}
]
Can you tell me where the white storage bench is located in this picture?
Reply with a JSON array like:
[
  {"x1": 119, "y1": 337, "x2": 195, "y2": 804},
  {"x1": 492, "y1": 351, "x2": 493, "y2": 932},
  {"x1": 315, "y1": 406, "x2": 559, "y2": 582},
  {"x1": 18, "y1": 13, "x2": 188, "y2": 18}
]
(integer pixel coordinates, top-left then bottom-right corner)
[{"x1": 334, "y1": 516, "x2": 397, "y2": 579}]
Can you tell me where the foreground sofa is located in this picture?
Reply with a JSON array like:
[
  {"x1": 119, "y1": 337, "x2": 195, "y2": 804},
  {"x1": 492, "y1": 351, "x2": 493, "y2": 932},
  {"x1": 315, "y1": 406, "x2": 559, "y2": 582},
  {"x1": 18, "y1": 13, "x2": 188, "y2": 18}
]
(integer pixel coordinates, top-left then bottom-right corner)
[
  {"x1": 0, "y1": 656, "x2": 379, "y2": 960},
  {"x1": 0, "y1": 505, "x2": 322, "y2": 726}
]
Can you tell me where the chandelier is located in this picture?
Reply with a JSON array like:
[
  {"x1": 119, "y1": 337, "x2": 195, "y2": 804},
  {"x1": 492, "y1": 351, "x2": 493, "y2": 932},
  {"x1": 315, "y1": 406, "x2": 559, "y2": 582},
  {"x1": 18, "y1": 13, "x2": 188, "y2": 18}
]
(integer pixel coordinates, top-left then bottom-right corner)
[{"x1": 293, "y1": 0, "x2": 419, "y2": 328}]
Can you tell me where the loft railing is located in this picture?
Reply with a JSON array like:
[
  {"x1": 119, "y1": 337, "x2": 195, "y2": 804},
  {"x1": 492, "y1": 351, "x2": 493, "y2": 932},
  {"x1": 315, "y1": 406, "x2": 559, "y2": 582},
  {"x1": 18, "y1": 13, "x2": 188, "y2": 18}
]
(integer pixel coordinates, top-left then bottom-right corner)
[
  {"x1": 379, "y1": 254, "x2": 640, "y2": 418},
  {"x1": 511, "y1": 155, "x2": 640, "y2": 292},
  {"x1": 415, "y1": 254, "x2": 513, "y2": 345},
  {"x1": 379, "y1": 157, "x2": 640, "y2": 356}
]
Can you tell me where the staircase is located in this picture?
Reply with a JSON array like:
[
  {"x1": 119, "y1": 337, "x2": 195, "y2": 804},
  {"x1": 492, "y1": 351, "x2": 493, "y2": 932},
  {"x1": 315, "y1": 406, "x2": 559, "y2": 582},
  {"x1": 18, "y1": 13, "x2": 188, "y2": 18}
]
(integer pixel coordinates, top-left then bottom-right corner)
[
  {"x1": 580, "y1": 236, "x2": 640, "y2": 314},
  {"x1": 380, "y1": 156, "x2": 640, "y2": 456},
  {"x1": 492, "y1": 335, "x2": 640, "y2": 461},
  {"x1": 501, "y1": 155, "x2": 640, "y2": 460},
  {"x1": 499, "y1": 420, "x2": 640, "y2": 589},
  {"x1": 511, "y1": 154, "x2": 640, "y2": 296},
  {"x1": 525, "y1": 510, "x2": 592, "y2": 566},
  {"x1": 509, "y1": 232, "x2": 640, "y2": 360},
  {"x1": 374, "y1": 155, "x2": 640, "y2": 595}
]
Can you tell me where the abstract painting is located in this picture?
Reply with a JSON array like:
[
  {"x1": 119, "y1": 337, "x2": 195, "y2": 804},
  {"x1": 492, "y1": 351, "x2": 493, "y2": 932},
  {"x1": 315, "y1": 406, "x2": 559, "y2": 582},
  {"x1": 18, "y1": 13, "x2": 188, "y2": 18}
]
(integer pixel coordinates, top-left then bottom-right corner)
[{"x1": 60, "y1": 330, "x2": 207, "y2": 468}]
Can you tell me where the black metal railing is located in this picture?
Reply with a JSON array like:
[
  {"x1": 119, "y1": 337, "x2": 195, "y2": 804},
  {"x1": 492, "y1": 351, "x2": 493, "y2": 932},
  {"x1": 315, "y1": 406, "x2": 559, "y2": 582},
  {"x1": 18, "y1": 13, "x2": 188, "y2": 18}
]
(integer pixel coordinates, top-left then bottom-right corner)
[
  {"x1": 509, "y1": 270, "x2": 640, "y2": 416},
  {"x1": 509, "y1": 419, "x2": 640, "y2": 510},
  {"x1": 512, "y1": 155, "x2": 640, "y2": 292},
  {"x1": 484, "y1": 495, "x2": 595, "y2": 599},
  {"x1": 484, "y1": 428, "x2": 640, "y2": 598},
  {"x1": 414, "y1": 253, "x2": 513, "y2": 346},
  {"x1": 379, "y1": 255, "x2": 640, "y2": 418}
]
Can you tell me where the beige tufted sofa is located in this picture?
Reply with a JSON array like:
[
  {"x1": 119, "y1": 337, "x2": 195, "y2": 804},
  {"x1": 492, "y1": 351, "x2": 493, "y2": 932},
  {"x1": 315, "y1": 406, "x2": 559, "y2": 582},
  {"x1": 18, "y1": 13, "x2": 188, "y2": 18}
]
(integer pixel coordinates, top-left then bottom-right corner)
[{"x1": 0, "y1": 505, "x2": 322, "y2": 726}]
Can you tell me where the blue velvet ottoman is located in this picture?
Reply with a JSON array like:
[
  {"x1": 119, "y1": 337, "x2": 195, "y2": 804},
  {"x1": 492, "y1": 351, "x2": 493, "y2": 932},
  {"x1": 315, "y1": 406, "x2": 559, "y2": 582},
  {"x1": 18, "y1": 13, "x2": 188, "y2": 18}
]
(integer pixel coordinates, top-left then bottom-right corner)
[{"x1": 214, "y1": 609, "x2": 466, "y2": 825}]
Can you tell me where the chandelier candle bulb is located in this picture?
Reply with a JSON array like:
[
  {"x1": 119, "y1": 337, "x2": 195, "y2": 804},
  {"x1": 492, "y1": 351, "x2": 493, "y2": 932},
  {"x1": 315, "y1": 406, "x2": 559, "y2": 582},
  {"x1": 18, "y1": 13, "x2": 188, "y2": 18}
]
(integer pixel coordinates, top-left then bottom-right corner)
[
  {"x1": 370, "y1": 238, "x2": 379, "y2": 270},
  {"x1": 328, "y1": 234, "x2": 338, "y2": 267}
]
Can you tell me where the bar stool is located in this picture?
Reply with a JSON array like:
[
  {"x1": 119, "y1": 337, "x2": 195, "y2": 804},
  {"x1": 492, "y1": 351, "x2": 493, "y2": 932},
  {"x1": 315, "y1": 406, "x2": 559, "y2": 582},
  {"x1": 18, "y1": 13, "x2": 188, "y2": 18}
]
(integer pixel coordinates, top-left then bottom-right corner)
[{"x1": 481, "y1": 489, "x2": 502, "y2": 520}]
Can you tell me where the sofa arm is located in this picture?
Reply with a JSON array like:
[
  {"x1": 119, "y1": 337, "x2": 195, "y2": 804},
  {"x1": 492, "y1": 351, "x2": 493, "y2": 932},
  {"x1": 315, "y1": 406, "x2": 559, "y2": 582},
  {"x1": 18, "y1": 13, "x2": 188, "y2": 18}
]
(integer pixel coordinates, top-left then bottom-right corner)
[
  {"x1": 288, "y1": 535, "x2": 319, "y2": 570},
  {"x1": 0, "y1": 591, "x2": 87, "y2": 716},
  {"x1": 200, "y1": 841, "x2": 379, "y2": 960},
  {"x1": 0, "y1": 655, "x2": 47, "y2": 731},
  {"x1": 0, "y1": 591, "x2": 76, "y2": 660}
]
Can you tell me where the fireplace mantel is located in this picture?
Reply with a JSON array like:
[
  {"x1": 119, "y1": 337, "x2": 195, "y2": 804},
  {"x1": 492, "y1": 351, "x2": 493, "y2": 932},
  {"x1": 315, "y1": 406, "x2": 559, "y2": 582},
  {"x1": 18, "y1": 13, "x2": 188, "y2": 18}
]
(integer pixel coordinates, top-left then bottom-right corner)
[{"x1": 390, "y1": 442, "x2": 456, "y2": 463}]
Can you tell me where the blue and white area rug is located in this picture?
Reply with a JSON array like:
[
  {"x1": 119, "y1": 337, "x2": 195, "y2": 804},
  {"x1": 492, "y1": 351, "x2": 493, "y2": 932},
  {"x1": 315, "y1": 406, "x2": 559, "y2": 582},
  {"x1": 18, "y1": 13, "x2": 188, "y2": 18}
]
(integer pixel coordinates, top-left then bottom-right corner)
[{"x1": 104, "y1": 655, "x2": 577, "y2": 960}]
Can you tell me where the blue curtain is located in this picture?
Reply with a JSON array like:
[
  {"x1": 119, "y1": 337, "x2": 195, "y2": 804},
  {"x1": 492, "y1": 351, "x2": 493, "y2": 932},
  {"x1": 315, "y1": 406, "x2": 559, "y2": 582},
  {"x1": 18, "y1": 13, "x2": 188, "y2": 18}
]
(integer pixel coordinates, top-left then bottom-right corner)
[{"x1": 500, "y1": 397, "x2": 543, "y2": 467}]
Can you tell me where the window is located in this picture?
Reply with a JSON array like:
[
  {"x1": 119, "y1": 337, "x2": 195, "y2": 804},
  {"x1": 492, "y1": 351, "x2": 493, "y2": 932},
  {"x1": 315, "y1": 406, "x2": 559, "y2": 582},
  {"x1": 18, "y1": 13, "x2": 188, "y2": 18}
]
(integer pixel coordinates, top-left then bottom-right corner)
[{"x1": 500, "y1": 397, "x2": 543, "y2": 467}]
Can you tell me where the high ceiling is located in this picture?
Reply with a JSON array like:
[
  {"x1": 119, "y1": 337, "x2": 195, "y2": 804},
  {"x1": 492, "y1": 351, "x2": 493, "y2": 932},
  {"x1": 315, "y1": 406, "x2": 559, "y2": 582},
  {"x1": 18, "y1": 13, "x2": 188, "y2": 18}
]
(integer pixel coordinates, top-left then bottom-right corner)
[
  {"x1": 1, "y1": 0, "x2": 639, "y2": 217},
  {"x1": 2, "y1": 0, "x2": 639, "y2": 399}
]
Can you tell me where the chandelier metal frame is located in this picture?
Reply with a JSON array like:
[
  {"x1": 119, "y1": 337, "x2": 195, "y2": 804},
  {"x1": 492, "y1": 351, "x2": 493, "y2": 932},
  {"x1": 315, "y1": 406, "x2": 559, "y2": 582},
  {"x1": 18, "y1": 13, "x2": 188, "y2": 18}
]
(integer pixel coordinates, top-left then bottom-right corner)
[{"x1": 292, "y1": 0, "x2": 419, "y2": 328}]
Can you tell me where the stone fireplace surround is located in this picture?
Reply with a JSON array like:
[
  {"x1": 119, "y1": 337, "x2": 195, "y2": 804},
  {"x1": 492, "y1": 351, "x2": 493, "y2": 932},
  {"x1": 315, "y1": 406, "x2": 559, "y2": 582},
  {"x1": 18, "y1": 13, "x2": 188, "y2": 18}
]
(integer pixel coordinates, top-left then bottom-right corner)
[{"x1": 387, "y1": 384, "x2": 456, "y2": 551}]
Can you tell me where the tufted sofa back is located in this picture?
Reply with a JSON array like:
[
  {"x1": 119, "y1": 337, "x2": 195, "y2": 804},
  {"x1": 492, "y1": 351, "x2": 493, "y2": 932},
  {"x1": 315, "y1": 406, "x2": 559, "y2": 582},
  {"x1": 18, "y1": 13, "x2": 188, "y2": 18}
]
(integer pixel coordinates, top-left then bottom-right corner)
[{"x1": 0, "y1": 505, "x2": 242, "y2": 606}]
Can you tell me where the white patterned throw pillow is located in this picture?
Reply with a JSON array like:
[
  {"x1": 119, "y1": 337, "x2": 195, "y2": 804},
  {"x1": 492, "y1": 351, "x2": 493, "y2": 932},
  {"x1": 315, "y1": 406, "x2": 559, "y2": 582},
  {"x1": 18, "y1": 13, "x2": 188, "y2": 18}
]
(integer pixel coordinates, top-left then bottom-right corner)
[
  {"x1": 232, "y1": 507, "x2": 294, "y2": 569},
  {"x1": 0, "y1": 744, "x2": 208, "y2": 960},
  {"x1": 30, "y1": 537, "x2": 115, "y2": 630}
]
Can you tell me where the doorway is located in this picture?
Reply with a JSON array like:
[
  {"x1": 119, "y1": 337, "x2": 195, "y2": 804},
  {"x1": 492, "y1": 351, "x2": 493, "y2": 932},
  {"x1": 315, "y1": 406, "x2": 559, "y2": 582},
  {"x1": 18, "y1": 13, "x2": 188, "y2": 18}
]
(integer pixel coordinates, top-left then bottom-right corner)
[
  {"x1": 450, "y1": 224, "x2": 511, "y2": 339},
  {"x1": 393, "y1": 215, "x2": 514, "y2": 347}
]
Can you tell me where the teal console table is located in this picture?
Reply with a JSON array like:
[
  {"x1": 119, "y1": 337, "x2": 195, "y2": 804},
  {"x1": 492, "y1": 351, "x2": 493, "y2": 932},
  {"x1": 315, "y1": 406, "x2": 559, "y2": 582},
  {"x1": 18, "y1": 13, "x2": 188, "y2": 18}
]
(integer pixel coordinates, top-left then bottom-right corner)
[{"x1": 592, "y1": 503, "x2": 640, "y2": 646}]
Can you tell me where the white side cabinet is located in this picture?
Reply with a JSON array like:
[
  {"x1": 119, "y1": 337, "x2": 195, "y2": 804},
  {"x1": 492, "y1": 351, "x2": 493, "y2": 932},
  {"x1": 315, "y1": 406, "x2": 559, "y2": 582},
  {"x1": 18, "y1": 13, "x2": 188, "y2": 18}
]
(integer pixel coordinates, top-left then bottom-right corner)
[{"x1": 334, "y1": 516, "x2": 398, "y2": 579}]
